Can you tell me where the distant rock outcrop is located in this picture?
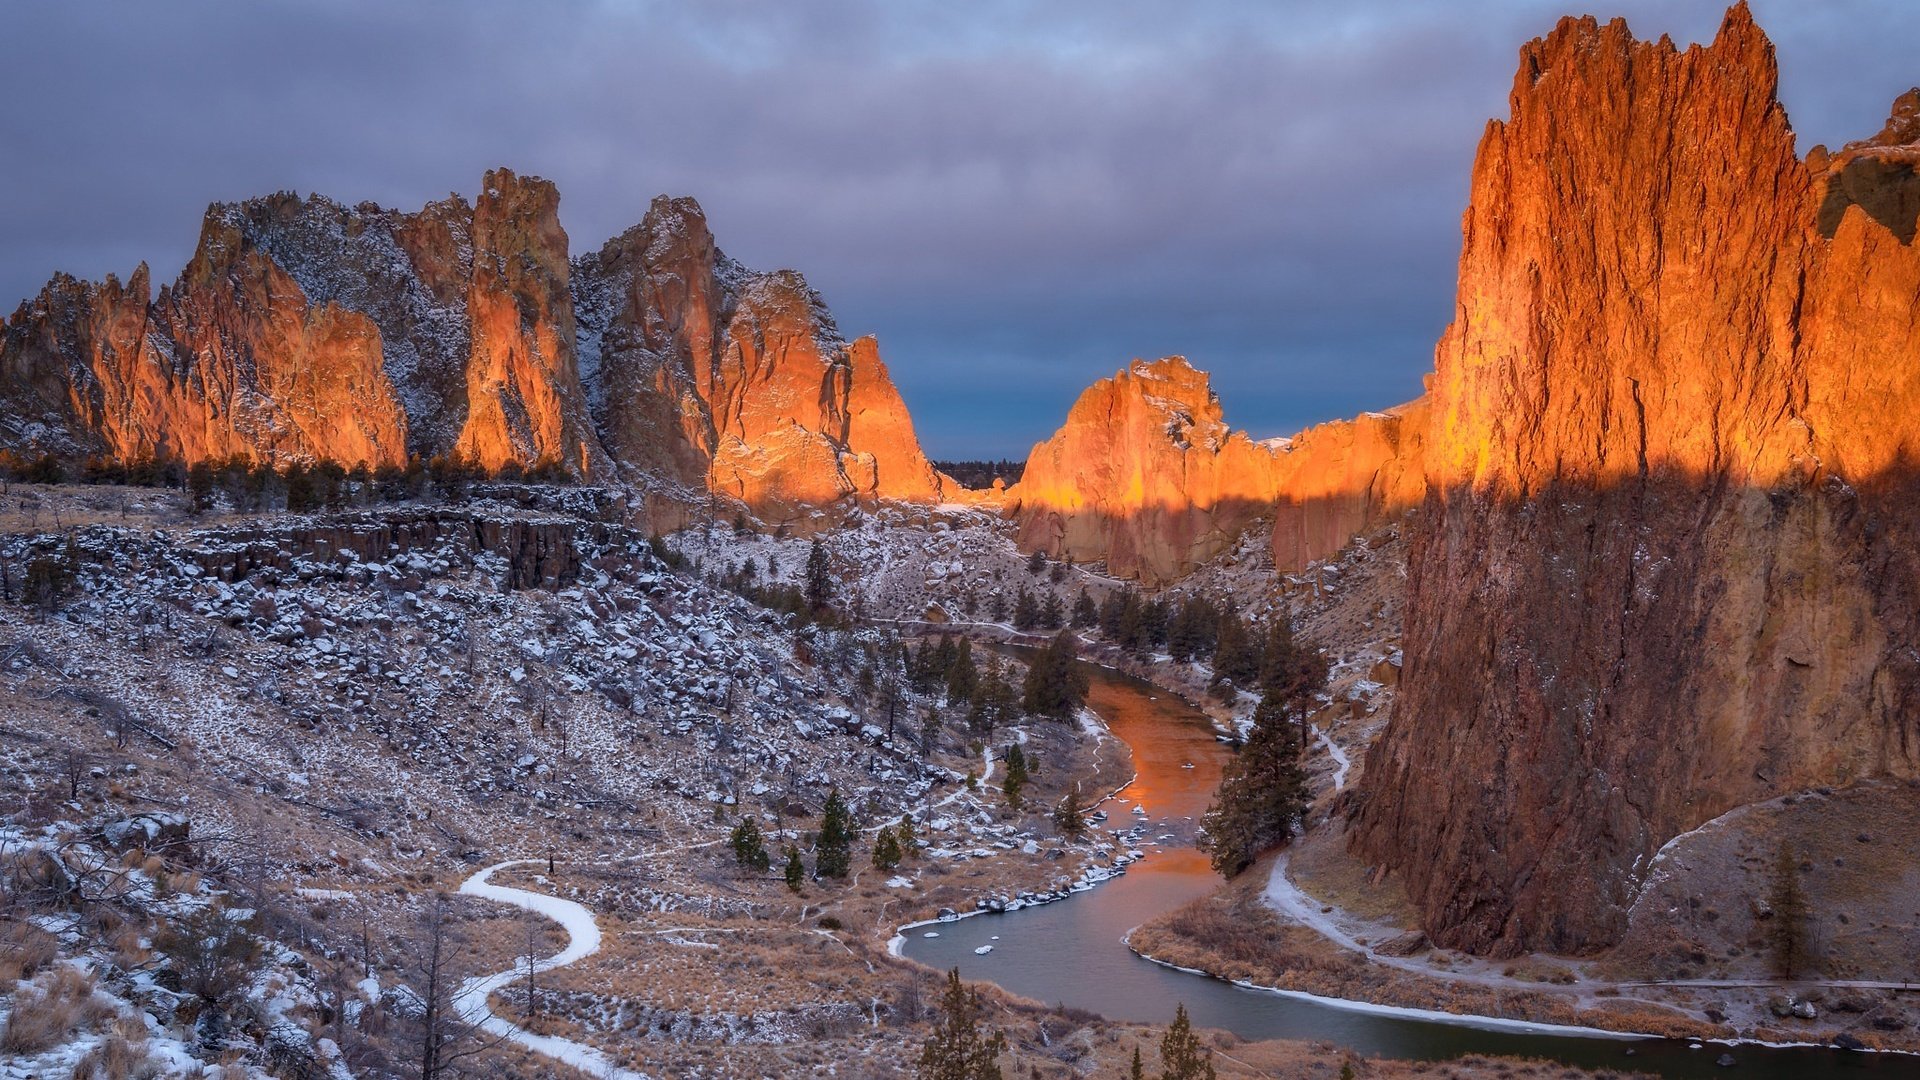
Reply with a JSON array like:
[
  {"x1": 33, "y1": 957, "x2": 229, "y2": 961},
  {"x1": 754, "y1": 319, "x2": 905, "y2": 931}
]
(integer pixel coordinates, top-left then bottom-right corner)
[
  {"x1": 0, "y1": 176, "x2": 943, "y2": 528},
  {"x1": 1351, "y1": 4, "x2": 1920, "y2": 957},
  {"x1": 1009, "y1": 357, "x2": 1281, "y2": 583},
  {"x1": 571, "y1": 194, "x2": 945, "y2": 526}
]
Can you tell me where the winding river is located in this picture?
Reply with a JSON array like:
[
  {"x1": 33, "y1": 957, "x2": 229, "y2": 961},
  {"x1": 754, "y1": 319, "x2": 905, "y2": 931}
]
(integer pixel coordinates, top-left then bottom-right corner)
[{"x1": 902, "y1": 659, "x2": 1904, "y2": 1079}]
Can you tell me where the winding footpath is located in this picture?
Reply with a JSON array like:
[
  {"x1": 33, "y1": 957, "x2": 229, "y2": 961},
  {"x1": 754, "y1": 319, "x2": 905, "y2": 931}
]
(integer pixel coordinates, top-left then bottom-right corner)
[{"x1": 455, "y1": 861, "x2": 653, "y2": 1080}]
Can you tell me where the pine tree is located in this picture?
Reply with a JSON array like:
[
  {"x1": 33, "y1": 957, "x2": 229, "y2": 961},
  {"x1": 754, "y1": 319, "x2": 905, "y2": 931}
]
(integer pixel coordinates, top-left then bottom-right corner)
[
  {"x1": 1039, "y1": 591, "x2": 1064, "y2": 630},
  {"x1": 1071, "y1": 590, "x2": 1098, "y2": 629},
  {"x1": 1026, "y1": 549, "x2": 1047, "y2": 575},
  {"x1": 1129, "y1": 1046, "x2": 1145, "y2": 1080},
  {"x1": 1157, "y1": 1004, "x2": 1215, "y2": 1080},
  {"x1": 1200, "y1": 692, "x2": 1308, "y2": 877},
  {"x1": 895, "y1": 815, "x2": 921, "y2": 857},
  {"x1": 917, "y1": 969, "x2": 1007, "y2": 1080},
  {"x1": 1770, "y1": 839, "x2": 1810, "y2": 978},
  {"x1": 872, "y1": 827, "x2": 904, "y2": 870},
  {"x1": 187, "y1": 460, "x2": 216, "y2": 515},
  {"x1": 1001, "y1": 744, "x2": 1029, "y2": 810},
  {"x1": 814, "y1": 789, "x2": 856, "y2": 878},
  {"x1": 946, "y1": 638, "x2": 979, "y2": 704},
  {"x1": 1053, "y1": 784, "x2": 1088, "y2": 839},
  {"x1": 1021, "y1": 630, "x2": 1090, "y2": 720},
  {"x1": 783, "y1": 845, "x2": 805, "y2": 892},
  {"x1": 729, "y1": 816, "x2": 770, "y2": 872},
  {"x1": 1212, "y1": 603, "x2": 1261, "y2": 688},
  {"x1": 805, "y1": 539, "x2": 834, "y2": 612},
  {"x1": 1012, "y1": 588, "x2": 1040, "y2": 630}
]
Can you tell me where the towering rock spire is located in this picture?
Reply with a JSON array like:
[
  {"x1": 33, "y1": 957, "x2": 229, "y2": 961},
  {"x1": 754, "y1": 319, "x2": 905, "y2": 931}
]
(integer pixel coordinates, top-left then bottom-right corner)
[{"x1": 1352, "y1": 4, "x2": 1920, "y2": 956}]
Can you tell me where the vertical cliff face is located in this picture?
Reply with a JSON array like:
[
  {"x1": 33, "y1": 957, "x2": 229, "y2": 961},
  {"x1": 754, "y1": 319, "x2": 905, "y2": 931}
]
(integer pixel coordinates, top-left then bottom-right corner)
[
  {"x1": 0, "y1": 222, "x2": 411, "y2": 468},
  {"x1": 1269, "y1": 397, "x2": 1428, "y2": 573},
  {"x1": 1351, "y1": 4, "x2": 1920, "y2": 956},
  {"x1": 572, "y1": 194, "x2": 944, "y2": 525},
  {"x1": 1010, "y1": 357, "x2": 1282, "y2": 583},
  {"x1": 453, "y1": 169, "x2": 608, "y2": 477},
  {"x1": 0, "y1": 175, "x2": 944, "y2": 523}
]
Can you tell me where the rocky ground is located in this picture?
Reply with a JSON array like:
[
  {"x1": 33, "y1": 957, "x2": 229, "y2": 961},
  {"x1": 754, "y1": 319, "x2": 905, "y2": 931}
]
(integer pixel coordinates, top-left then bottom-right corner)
[{"x1": 1, "y1": 481, "x2": 1615, "y2": 1079}]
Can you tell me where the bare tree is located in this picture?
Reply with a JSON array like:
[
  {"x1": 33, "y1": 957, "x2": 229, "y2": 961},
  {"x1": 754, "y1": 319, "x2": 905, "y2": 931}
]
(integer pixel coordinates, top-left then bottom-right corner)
[{"x1": 407, "y1": 894, "x2": 500, "y2": 1080}]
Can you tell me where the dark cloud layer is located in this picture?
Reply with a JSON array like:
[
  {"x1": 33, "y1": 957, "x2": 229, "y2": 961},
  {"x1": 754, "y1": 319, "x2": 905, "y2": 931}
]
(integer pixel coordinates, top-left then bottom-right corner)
[{"x1": 3, "y1": 1, "x2": 1913, "y2": 456}]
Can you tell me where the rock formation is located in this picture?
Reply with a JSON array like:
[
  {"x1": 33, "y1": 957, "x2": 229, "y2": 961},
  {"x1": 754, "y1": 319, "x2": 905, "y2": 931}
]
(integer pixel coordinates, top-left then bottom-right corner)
[
  {"x1": 0, "y1": 176, "x2": 943, "y2": 526},
  {"x1": 1268, "y1": 397, "x2": 1428, "y2": 573},
  {"x1": 1009, "y1": 357, "x2": 1281, "y2": 583},
  {"x1": 571, "y1": 194, "x2": 945, "y2": 526},
  {"x1": 1351, "y1": 4, "x2": 1920, "y2": 956}
]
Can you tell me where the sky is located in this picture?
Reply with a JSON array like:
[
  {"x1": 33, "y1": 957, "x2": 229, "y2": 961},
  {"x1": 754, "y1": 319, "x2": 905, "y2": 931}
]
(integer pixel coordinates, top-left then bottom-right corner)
[{"x1": 2, "y1": 1, "x2": 1915, "y2": 458}]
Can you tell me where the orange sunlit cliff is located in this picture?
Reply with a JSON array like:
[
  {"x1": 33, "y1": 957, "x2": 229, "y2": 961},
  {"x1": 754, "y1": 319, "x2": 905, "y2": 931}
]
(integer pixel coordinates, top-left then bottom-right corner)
[
  {"x1": 0, "y1": 175, "x2": 943, "y2": 529},
  {"x1": 1352, "y1": 2, "x2": 1920, "y2": 956}
]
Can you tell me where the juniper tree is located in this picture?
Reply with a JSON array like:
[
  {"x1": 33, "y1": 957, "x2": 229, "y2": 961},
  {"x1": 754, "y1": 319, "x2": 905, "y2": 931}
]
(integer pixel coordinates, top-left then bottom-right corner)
[
  {"x1": 1053, "y1": 784, "x2": 1088, "y2": 839},
  {"x1": 1200, "y1": 692, "x2": 1308, "y2": 877},
  {"x1": 1771, "y1": 839, "x2": 1811, "y2": 978},
  {"x1": 1021, "y1": 630, "x2": 1089, "y2": 720},
  {"x1": 729, "y1": 816, "x2": 771, "y2": 872},
  {"x1": 1070, "y1": 590, "x2": 1098, "y2": 629},
  {"x1": 805, "y1": 539, "x2": 834, "y2": 611},
  {"x1": 946, "y1": 638, "x2": 979, "y2": 704},
  {"x1": 784, "y1": 845, "x2": 805, "y2": 892},
  {"x1": 1001, "y1": 744, "x2": 1029, "y2": 810},
  {"x1": 814, "y1": 789, "x2": 856, "y2": 878},
  {"x1": 917, "y1": 969, "x2": 1006, "y2": 1080},
  {"x1": 872, "y1": 827, "x2": 904, "y2": 870},
  {"x1": 1157, "y1": 1003, "x2": 1216, "y2": 1080}
]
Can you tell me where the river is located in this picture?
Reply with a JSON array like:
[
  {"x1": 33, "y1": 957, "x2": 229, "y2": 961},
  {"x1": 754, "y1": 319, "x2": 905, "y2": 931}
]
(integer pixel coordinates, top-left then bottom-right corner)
[{"x1": 900, "y1": 658, "x2": 1905, "y2": 1078}]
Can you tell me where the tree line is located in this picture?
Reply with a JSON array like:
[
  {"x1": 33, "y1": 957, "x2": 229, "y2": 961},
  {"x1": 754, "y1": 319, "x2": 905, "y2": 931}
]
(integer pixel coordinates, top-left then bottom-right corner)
[{"x1": 0, "y1": 449, "x2": 575, "y2": 512}]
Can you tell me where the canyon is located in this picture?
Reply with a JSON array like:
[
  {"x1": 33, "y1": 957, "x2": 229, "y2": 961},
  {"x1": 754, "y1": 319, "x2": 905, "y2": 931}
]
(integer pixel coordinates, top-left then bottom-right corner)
[{"x1": 0, "y1": 0, "x2": 1915, "y2": 983}]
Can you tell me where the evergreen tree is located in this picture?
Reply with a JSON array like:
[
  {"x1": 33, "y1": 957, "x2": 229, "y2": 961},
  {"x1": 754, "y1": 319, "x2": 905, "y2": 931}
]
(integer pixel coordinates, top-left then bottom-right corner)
[
  {"x1": 186, "y1": 460, "x2": 216, "y2": 515},
  {"x1": 1039, "y1": 591, "x2": 1064, "y2": 630},
  {"x1": 1212, "y1": 603, "x2": 1261, "y2": 688},
  {"x1": 1770, "y1": 839, "x2": 1810, "y2": 978},
  {"x1": 872, "y1": 827, "x2": 904, "y2": 870},
  {"x1": 729, "y1": 816, "x2": 770, "y2": 872},
  {"x1": 783, "y1": 845, "x2": 805, "y2": 892},
  {"x1": 946, "y1": 638, "x2": 979, "y2": 704},
  {"x1": 1053, "y1": 784, "x2": 1088, "y2": 839},
  {"x1": 1026, "y1": 549, "x2": 1047, "y2": 575},
  {"x1": 1001, "y1": 744, "x2": 1029, "y2": 810},
  {"x1": 1021, "y1": 630, "x2": 1090, "y2": 720},
  {"x1": 1167, "y1": 596, "x2": 1220, "y2": 663},
  {"x1": 895, "y1": 815, "x2": 921, "y2": 857},
  {"x1": 1157, "y1": 1004, "x2": 1216, "y2": 1080},
  {"x1": 1070, "y1": 590, "x2": 1098, "y2": 629},
  {"x1": 1012, "y1": 588, "x2": 1040, "y2": 631},
  {"x1": 916, "y1": 969, "x2": 1006, "y2": 1080},
  {"x1": 814, "y1": 789, "x2": 856, "y2": 878},
  {"x1": 1200, "y1": 692, "x2": 1308, "y2": 877},
  {"x1": 805, "y1": 539, "x2": 834, "y2": 612},
  {"x1": 284, "y1": 462, "x2": 319, "y2": 512},
  {"x1": 1129, "y1": 1046, "x2": 1145, "y2": 1080}
]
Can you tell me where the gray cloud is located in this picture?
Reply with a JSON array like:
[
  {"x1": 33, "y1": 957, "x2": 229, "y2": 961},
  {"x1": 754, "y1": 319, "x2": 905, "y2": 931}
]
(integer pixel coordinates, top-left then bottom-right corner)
[{"x1": 3, "y1": 0, "x2": 1913, "y2": 456}]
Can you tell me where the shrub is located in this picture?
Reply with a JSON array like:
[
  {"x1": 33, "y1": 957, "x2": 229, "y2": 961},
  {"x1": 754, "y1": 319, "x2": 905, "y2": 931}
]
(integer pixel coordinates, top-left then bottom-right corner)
[{"x1": 0, "y1": 966, "x2": 109, "y2": 1056}]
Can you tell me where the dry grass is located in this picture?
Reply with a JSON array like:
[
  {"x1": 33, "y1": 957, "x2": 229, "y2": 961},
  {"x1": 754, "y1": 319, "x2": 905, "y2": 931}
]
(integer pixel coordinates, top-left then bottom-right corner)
[
  {"x1": 0, "y1": 919, "x2": 60, "y2": 984},
  {"x1": 69, "y1": 1014, "x2": 160, "y2": 1080},
  {"x1": 0, "y1": 966, "x2": 111, "y2": 1056}
]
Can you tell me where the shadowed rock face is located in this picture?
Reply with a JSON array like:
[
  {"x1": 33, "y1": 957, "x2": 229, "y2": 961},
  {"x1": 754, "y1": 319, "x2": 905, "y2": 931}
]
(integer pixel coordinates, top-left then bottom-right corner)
[
  {"x1": 0, "y1": 176, "x2": 941, "y2": 526},
  {"x1": 1351, "y1": 3, "x2": 1920, "y2": 957},
  {"x1": 1268, "y1": 397, "x2": 1428, "y2": 573}
]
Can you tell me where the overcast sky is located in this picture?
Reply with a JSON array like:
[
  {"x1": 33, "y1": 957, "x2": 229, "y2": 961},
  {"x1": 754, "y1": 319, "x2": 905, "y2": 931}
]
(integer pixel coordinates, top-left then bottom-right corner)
[{"x1": 3, "y1": 1, "x2": 1914, "y2": 457}]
